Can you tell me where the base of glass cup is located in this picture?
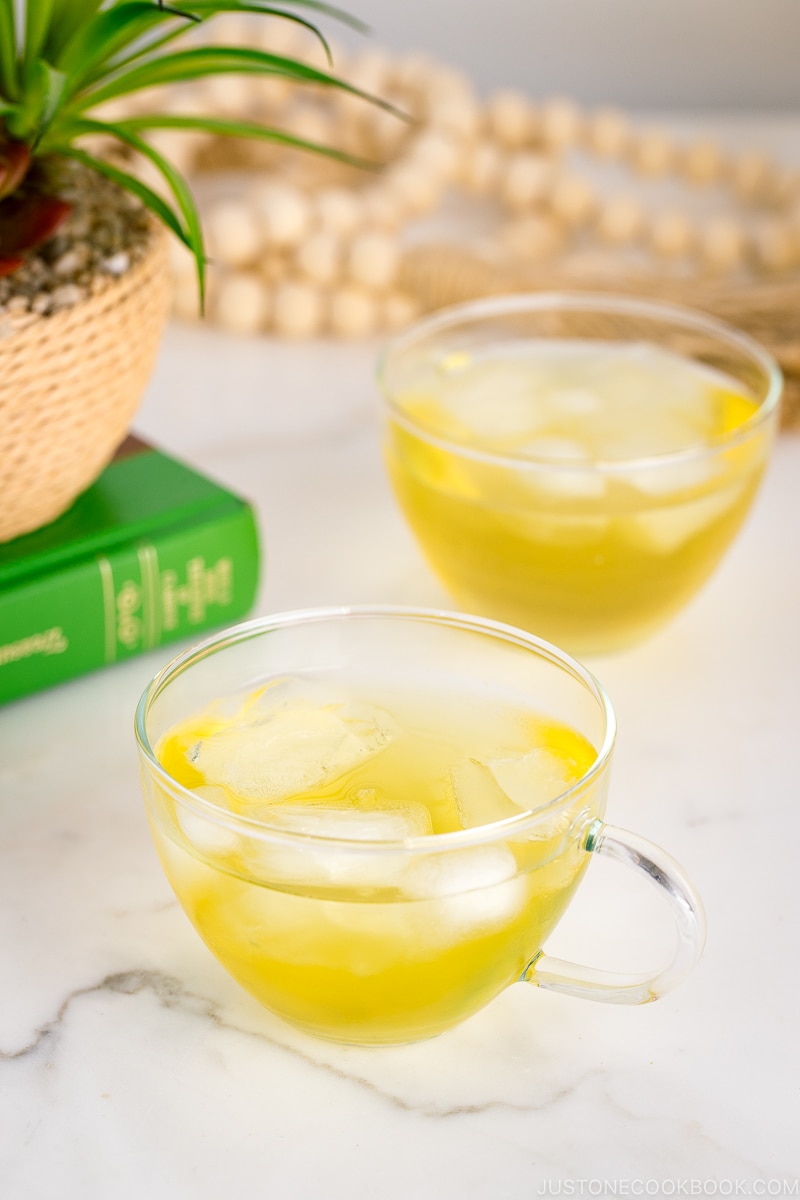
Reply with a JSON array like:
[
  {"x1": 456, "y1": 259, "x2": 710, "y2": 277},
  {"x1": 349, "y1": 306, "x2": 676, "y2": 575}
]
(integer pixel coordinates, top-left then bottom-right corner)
[{"x1": 389, "y1": 472, "x2": 765, "y2": 657}]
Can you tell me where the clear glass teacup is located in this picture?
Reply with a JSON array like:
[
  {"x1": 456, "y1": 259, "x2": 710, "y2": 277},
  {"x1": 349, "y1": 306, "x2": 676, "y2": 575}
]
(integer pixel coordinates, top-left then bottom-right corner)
[
  {"x1": 379, "y1": 294, "x2": 782, "y2": 654},
  {"x1": 135, "y1": 606, "x2": 705, "y2": 1046}
]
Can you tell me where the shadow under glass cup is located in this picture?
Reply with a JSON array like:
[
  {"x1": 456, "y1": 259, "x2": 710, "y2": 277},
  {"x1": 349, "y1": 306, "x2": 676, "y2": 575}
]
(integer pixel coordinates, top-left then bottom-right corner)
[
  {"x1": 136, "y1": 607, "x2": 705, "y2": 1046},
  {"x1": 379, "y1": 294, "x2": 782, "y2": 655}
]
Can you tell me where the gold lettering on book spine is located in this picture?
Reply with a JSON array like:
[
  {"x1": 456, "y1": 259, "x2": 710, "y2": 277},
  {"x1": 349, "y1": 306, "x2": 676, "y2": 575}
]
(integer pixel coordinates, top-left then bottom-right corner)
[
  {"x1": 0, "y1": 627, "x2": 69, "y2": 666},
  {"x1": 161, "y1": 557, "x2": 234, "y2": 632}
]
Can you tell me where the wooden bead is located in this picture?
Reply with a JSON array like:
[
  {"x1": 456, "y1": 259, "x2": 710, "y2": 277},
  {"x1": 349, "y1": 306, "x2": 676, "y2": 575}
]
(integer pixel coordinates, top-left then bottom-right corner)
[
  {"x1": 206, "y1": 199, "x2": 262, "y2": 267},
  {"x1": 393, "y1": 51, "x2": 439, "y2": 95},
  {"x1": 486, "y1": 89, "x2": 535, "y2": 149},
  {"x1": 540, "y1": 97, "x2": 583, "y2": 149},
  {"x1": 461, "y1": 140, "x2": 504, "y2": 194},
  {"x1": 632, "y1": 129, "x2": 676, "y2": 177},
  {"x1": 699, "y1": 218, "x2": 748, "y2": 272},
  {"x1": 408, "y1": 130, "x2": 463, "y2": 184},
  {"x1": 423, "y1": 68, "x2": 477, "y2": 130},
  {"x1": 214, "y1": 272, "x2": 270, "y2": 335},
  {"x1": 364, "y1": 102, "x2": 410, "y2": 159},
  {"x1": 258, "y1": 251, "x2": 292, "y2": 285},
  {"x1": 329, "y1": 285, "x2": 377, "y2": 337},
  {"x1": 199, "y1": 73, "x2": 253, "y2": 117},
  {"x1": 315, "y1": 186, "x2": 363, "y2": 235},
  {"x1": 550, "y1": 174, "x2": 595, "y2": 225},
  {"x1": 500, "y1": 215, "x2": 566, "y2": 260},
  {"x1": 272, "y1": 280, "x2": 325, "y2": 337},
  {"x1": 650, "y1": 210, "x2": 695, "y2": 258},
  {"x1": 282, "y1": 103, "x2": 333, "y2": 147},
  {"x1": 252, "y1": 182, "x2": 312, "y2": 248},
  {"x1": 732, "y1": 151, "x2": 775, "y2": 203},
  {"x1": 144, "y1": 130, "x2": 196, "y2": 177},
  {"x1": 753, "y1": 220, "x2": 797, "y2": 272},
  {"x1": 252, "y1": 74, "x2": 293, "y2": 113},
  {"x1": 295, "y1": 231, "x2": 342, "y2": 286},
  {"x1": 383, "y1": 163, "x2": 442, "y2": 215},
  {"x1": 587, "y1": 107, "x2": 630, "y2": 159},
  {"x1": 772, "y1": 169, "x2": 800, "y2": 210},
  {"x1": 347, "y1": 231, "x2": 400, "y2": 290},
  {"x1": 501, "y1": 152, "x2": 557, "y2": 211},
  {"x1": 344, "y1": 48, "x2": 391, "y2": 97},
  {"x1": 210, "y1": 12, "x2": 252, "y2": 46},
  {"x1": 682, "y1": 138, "x2": 727, "y2": 186},
  {"x1": 431, "y1": 94, "x2": 482, "y2": 140},
  {"x1": 254, "y1": 13, "x2": 304, "y2": 56},
  {"x1": 360, "y1": 187, "x2": 405, "y2": 230},
  {"x1": 382, "y1": 291, "x2": 420, "y2": 331},
  {"x1": 597, "y1": 196, "x2": 646, "y2": 244}
]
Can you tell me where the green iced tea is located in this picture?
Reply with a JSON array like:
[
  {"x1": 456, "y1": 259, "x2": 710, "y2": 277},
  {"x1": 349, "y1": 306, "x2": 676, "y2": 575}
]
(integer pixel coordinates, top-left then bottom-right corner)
[
  {"x1": 385, "y1": 341, "x2": 765, "y2": 653},
  {"x1": 152, "y1": 675, "x2": 600, "y2": 1043}
]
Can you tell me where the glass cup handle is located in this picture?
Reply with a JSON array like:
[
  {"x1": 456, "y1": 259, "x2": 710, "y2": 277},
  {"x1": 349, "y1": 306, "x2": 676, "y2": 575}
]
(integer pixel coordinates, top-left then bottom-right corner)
[{"x1": 524, "y1": 819, "x2": 706, "y2": 1004}]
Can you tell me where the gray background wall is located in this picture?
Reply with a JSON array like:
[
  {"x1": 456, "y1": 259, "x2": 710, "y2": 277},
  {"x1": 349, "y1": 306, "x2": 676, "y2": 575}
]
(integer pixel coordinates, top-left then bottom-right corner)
[{"x1": 337, "y1": 0, "x2": 800, "y2": 111}]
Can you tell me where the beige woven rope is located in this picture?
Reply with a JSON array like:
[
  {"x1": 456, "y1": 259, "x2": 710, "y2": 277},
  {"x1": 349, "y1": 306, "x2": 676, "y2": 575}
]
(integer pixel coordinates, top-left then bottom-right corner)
[
  {"x1": 399, "y1": 245, "x2": 800, "y2": 430},
  {"x1": 0, "y1": 225, "x2": 172, "y2": 543}
]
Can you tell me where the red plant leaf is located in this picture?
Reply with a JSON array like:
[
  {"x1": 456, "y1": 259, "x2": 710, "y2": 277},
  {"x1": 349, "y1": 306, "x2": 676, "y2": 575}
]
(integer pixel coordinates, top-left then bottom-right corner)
[
  {"x1": 0, "y1": 193, "x2": 72, "y2": 265},
  {"x1": 0, "y1": 255, "x2": 25, "y2": 278},
  {"x1": 0, "y1": 141, "x2": 32, "y2": 201}
]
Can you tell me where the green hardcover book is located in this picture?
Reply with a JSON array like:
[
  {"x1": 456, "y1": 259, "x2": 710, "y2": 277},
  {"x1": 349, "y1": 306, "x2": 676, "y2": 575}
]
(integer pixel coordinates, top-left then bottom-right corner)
[{"x1": 0, "y1": 437, "x2": 260, "y2": 704}]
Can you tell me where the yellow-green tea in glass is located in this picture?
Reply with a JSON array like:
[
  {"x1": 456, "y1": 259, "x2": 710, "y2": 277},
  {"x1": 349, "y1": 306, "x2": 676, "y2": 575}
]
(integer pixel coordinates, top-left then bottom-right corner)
[
  {"x1": 380, "y1": 295, "x2": 781, "y2": 654},
  {"x1": 136, "y1": 608, "x2": 705, "y2": 1045}
]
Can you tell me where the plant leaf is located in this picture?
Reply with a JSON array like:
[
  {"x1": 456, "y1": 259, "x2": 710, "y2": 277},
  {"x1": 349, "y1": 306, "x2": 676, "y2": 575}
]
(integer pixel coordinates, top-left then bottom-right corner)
[
  {"x1": 71, "y1": 45, "x2": 402, "y2": 116},
  {"x1": 172, "y1": 3, "x2": 335, "y2": 67},
  {"x1": 114, "y1": 111, "x2": 379, "y2": 170},
  {"x1": 24, "y1": 0, "x2": 58, "y2": 69},
  {"x1": 104, "y1": 1, "x2": 367, "y2": 83},
  {"x1": 44, "y1": 0, "x2": 106, "y2": 62},
  {"x1": 56, "y1": 2, "x2": 190, "y2": 85},
  {"x1": 57, "y1": 114, "x2": 207, "y2": 304},
  {"x1": 0, "y1": 139, "x2": 31, "y2": 200},
  {"x1": 7, "y1": 58, "x2": 69, "y2": 143},
  {"x1": 0, "y1": 190, "x2": 71, "y2": 257},
  {"x1": 33, "y1": 60, "x2": 69, "y2": 136},
  {"x1": 0, "y1": 0, "x2": 19, "y2": 101},
  {"x1": 189, "y1": 0, "x2": 369, "y2": 34},
  {"x1": 48, "y1": 142, "x2": 192, "y2": 248},
  {"x1": 0, "y1": 254, "x2": 26, "y2": 277}
]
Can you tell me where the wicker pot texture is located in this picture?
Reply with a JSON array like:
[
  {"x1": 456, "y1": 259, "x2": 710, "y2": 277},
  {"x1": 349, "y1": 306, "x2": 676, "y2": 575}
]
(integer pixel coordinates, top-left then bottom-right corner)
[{"x1": 0, "y1": 223, "x2": 172, "y2": 543}]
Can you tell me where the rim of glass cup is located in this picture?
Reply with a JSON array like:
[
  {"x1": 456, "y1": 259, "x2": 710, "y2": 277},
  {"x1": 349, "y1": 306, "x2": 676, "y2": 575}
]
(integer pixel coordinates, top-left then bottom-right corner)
[
  {"x1": 134, "y1": 605, "x2": 617, "y2": 853},
  {"x1": 377, "y1": 292, "x2": 783, "y2": 473}
]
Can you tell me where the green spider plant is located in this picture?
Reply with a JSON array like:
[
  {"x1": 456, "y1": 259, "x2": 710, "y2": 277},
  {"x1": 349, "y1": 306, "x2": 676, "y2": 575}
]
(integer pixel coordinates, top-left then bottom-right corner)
[{"x1": 0, "y1": 0, "x2": 389, "y2": 295}]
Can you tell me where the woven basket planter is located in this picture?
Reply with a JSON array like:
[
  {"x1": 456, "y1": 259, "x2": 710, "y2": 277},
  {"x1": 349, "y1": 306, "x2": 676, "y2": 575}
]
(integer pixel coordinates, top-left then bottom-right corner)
[{"x1": 0, "y1": 223, "x2": 172, "y2": 543}]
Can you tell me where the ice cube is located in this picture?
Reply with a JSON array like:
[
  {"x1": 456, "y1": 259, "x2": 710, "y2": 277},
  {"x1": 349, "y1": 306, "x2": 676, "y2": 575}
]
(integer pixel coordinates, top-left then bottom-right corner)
[
  {"x1": 438, "y1": 361, "x2": 550, "y2": 444},
  {"x1": 263, "y1": 791, "x2": 433, "y2": 841},
  {"x1": 402, "y1": 845, "x2": 526, "y2": 934},
  {"x1": 190, "y1": 696, "x2": 394, "y2": 804},
  {"x1": 239, "y1": 789, "x2": 431, "y2": 890},
  {"x1": 625, "y1": 457, "x2": 718, "y2": 498},
  {"x1": 404, "y1": 844, "x2": 517, "y2": 897},
  {"x1": 625, "y1": 488, "x2": 737, "y2": 555},
  {"x1": 450, "y1": 757, "x2": 526, "y2": 830},
  {"x1": 177, "y1": 786, "x2": 239, "y2": 859},
  {"x1": 523, "y1": 512, "x2": 610, "y2": 547},
  {"x1": 520, "y1": 436, "x2": 607, "y2": 501},
  {"x1": 488, "y1": 748, "x2": 577, "y2": 811},
  {"x1": 553, "y1": 388, "x2": 602, "y2": 417}
]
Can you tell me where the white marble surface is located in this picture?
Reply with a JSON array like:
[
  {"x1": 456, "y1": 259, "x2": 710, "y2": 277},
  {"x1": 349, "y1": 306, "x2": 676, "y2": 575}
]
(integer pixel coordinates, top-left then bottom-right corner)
[{"x1": 3, "y1": 166, "x2": 800, "y2": 1196}]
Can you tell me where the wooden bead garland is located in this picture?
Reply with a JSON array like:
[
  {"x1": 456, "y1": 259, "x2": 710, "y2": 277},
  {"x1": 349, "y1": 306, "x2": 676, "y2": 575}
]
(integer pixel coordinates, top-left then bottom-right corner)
[{"x1": 115, "y1": 16, "x2": 800, "y2": 343}]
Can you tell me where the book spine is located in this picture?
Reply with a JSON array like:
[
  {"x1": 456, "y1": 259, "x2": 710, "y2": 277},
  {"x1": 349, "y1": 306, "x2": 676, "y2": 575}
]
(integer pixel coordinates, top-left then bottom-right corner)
[{"x1": 0, "y1": 502, "x2": 260, "y2": 704}]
